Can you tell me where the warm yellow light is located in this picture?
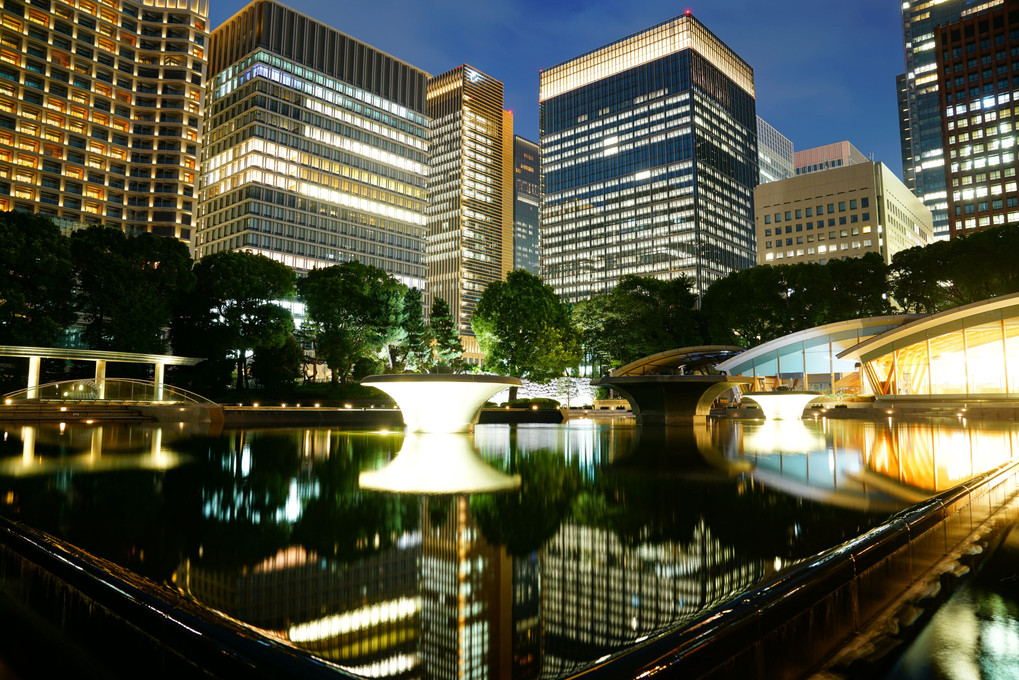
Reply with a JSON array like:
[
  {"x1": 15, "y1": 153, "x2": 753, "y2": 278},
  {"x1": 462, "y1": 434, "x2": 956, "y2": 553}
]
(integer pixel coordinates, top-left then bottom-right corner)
[
  {"x1": 253, "y1": 402, "x2": 259, "y2": 408},
  {"x1": 344, "y1": 403, "x2": 352, "y2": 409},
  {"x1": 287, "y1": 597, "x2": 421, "y2": 643},
  {"x1": 314, "y1": 403, "x2": 321, "y2": 408},
  {"x1": 59, "y1": 406, "x2": 67, "y2": 412}
]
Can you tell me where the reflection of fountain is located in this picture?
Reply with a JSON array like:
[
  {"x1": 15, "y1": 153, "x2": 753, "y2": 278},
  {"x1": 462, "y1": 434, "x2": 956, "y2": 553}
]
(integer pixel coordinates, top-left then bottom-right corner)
[
  {"x1": 362, "y1": 374, "x2": 521, "y2": 433},
  {"x1": 727, "y1": 419, "x2": 906, "y2": 513},
  {"x1": 359, "y1": 433, "x2": 521, "y2": 494},
  {"x1": 741, "y1": 391, "x2": 821, "y2": 420}
]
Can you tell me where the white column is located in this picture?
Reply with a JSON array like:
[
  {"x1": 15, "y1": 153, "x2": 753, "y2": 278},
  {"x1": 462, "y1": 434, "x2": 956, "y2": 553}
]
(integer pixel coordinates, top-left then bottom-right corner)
[
  {"x1": 26, "y1": 356, "x2": 41, "y2": 399},
  {"x1": 95, "y1": 359, "x2": 107, "y2": 400},
  {"x1": 154, "y1": 362, "x2": 165, "y2": 401}
]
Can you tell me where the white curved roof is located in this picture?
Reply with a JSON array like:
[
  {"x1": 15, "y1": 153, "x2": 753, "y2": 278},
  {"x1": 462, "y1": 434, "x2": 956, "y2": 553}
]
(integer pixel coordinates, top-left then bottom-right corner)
[
  {"x1": 837, "y1": 292, "x2": 1019, "y2": 363},
  {"x1": 715, "y1": 315, "x2": 921, "y2": 377}
]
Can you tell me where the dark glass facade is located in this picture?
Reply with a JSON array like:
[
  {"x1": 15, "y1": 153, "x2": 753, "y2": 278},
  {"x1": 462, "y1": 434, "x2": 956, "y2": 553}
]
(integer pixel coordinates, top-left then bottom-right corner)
[
  {"x1": 539, "y1": 14, "x2": 757, "y2": 302},
  {"x1": 900, "y1": 0, "x2": 976, "y2": 239},
  {"x1": 513, "y1": 135, "x2": 540, "y2": 275}
]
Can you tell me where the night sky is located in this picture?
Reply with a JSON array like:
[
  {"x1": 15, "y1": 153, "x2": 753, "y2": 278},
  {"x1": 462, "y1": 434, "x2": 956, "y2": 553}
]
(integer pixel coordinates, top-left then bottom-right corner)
[{"x1": 210, "y1": 0, "x2": 907, "y2": 179}]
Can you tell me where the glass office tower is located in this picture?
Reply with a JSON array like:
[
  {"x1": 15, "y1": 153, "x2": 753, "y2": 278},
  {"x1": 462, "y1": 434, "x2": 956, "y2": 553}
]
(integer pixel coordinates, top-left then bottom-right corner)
[
  {"x1": 512, "y1": 134, "x2": 540, "y2": 275},
  {"x1": 539, "y1": 12, "x2": 758, "y2": 302},
  {"x1": 426, "y1": 65, "x2": 512, "y2": 340},
  {"x1": 899, "y1": 0, "x2": 975, "y2": 240},
  {"x1": 199, "y1": 0, "x2": 429, "y2": 287},
  {"x1": 0, "y1": 0, "x2": 208, "y2": 240}
]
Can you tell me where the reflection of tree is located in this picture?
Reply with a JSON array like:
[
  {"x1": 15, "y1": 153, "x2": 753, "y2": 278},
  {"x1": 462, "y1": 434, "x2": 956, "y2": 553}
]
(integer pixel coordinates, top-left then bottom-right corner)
[
  {"x1": 186, "y1": 432, "x2": 302, "y2": 570},
  {"x1": 573, "y1": 470, "x2": 886, "y2": 562},
  {"x1": 292, "y1": 434, "x2": 419, "y2": 563},
  {"x1": 471, "y1": 451, "x2": 581, "y2": 556}
]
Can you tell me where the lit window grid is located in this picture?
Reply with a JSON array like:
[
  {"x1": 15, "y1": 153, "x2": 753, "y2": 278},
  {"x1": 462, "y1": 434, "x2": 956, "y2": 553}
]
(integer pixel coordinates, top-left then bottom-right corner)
[
  {"x1": 197, "y1": 84, "x2": 427, "y2": 279},
  {"x1": 541, "y1": 81, "x2": 757, "y2": 297},
  {"x1": 214, "y1": 49, "x2": 426, "y2": 129},
  {"x1": 426, "y1": 66, "x2": 509, "y2": 336},
  {"x1": 539, "y1": 14, "x2": 753, "y2": 101},
  {"x1": 935, "y1": 13, "x2": 1019, "y2": 237},
  {"x1": 900, "y1": 0, "x2": 972, "y2": 237},
  {"x1": 0, "y1": 0, "x2": 207, "y2": 237}
]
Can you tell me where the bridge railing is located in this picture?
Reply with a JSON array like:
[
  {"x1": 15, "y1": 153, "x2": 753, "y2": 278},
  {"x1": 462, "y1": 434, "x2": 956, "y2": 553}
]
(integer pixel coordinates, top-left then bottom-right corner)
[
  {"x1": 2, "y1": 378, "x2": 217, "y2": 405},
  {"x1": 585, "y1": 456, "x2": 1019, "y2": 679}
]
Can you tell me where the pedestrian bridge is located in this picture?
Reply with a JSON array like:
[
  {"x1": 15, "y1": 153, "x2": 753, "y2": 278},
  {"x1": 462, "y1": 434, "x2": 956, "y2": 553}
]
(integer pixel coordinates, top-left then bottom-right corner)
[{"x1": 591, "y1": 346, "x2": 752, "y2": 424}]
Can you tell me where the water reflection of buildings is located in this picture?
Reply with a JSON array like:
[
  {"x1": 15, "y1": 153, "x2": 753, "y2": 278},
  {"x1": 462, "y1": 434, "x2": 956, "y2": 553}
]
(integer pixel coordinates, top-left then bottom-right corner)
[
  {"x1": 540, "y1": 522, "x2": 765, "y2": 677},
  {"x1": 178, "y1": 540, "x2": 423, "y2": 675},
  {"x1": 729, "y1": 418, "x2": 1019, "y2": 509},
  {"x1": 421, "y1": 496, "x2": 512, "y2": 680}
]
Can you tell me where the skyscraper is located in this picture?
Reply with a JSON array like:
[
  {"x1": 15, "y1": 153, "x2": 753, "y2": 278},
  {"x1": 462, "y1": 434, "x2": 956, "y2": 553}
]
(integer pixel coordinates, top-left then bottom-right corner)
[
  {"x1": 539, "y1": 12, "x2": 758, "y2": 302},
  {"x1": 512, "y1": 135, "x2": 540, "y2": 275},
  {"x1": 756, "y1": 117, "x2": 794, "y2": 185},
  {"x1": 426, "y1": 65, "x2": 513, "y2": 343},
  {"x1": 0, "y1": 0, "x2": 208, "y2": 240},
  {"x1": 899, "y1": 0, "x2": 975, "y2": 240},
  {"x1": 199, "y1": 0, "x2": 429, "y2": 289},
  {"x1": 935, "y1": 1, "x2": 1019, "y2": 238}
]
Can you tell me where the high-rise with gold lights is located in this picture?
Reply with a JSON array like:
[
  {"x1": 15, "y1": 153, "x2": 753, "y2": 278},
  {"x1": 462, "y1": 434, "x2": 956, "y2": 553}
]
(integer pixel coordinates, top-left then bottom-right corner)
[
  {"x1": 539, "y1": 12, "x2": 758, "y2": 301},
  {"x1": 426, "y1": 65, "x2": 513, "y2": 355},
  {"x1": 0, "y1": 0, "x2": 208, "y2": 240},
  {"x1": 198, "y1": 0, "x2": 429, "y2": 287}
]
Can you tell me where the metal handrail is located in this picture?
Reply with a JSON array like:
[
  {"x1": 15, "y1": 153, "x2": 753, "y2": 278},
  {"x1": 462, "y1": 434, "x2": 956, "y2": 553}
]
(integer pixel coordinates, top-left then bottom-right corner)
[{"x1": 2, "y1": 378, "x2": 218, "y2": 405}]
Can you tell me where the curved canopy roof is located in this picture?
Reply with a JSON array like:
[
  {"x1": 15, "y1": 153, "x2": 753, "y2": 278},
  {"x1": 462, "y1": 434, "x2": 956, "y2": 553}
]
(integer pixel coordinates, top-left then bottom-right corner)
[
  {"x1": 610, "y1": 346, "x2": 745, "y2": 377},
  {"x1": 837, "y1": 292, "x2": 1019, "y2": 364},
  {"x1": 0, "y1": 345, "x2": 204, "y2": 366},
  {"x1": 715, "y1": 315, "x2": 921, "y2": 377}
]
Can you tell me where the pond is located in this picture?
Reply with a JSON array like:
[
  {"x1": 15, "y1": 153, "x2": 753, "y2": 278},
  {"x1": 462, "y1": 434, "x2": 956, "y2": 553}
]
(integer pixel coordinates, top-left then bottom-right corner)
[{"x1": 1, "y1": 416, "x2": 1016, "y2": 679}]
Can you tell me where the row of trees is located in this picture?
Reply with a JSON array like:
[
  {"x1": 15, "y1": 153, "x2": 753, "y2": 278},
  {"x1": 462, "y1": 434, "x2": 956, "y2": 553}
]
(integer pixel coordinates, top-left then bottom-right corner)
[
  {"x1": 478, "y1": 224, "x2": 1019, "y2": 380},
  {"x1": 0, "y1": 213, "x2": 464, "y2": 394},
  {"x1": 5, "y1": 210, "x2": 1019, "y2": 394}
]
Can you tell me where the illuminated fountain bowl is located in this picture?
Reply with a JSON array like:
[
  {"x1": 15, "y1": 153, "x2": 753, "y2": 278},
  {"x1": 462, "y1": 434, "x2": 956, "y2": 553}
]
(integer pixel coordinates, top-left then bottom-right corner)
[
  {"x1": 359, "y1": 433, "x2": 521, "y2": 494},
  {"x1": 742, "y1": 391, "x2": 822, "y2": 420},
  {"x1": 361, "y1": 374, "x2": 521, "y2": 434}
]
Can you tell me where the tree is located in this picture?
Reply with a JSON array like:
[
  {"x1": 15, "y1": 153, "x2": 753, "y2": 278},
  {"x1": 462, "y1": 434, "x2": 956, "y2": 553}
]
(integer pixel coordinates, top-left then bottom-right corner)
[
  {"x1": 0, "y1": 211, "x2": 75, "y2": 346},
  {"x1": 395, "y1": 287, "x2": 432, "y2": 372},
  {"x1": 471, "y1": 270, "x2": 580, "y2": 400},
  {"x1": 251, "y1": 334, "x2": 304, "y2": 394},
  {"x1": 429, "y1": 297, "x2": 464, "y2": 373},
  {"x1": 71, "y1": 226, "x2": 195, "y2": 355},
  {"x1": 297, "y1": 260, "x2": 406, "y2": 385},
  {"x1": 574, "y1": 275, "x2": 703, "y2": 369},
  {"x1": 891, "y1": 225, "x2": 1019, "y2": 313},
  {"x1": 701, "y1": 265, "x2": 788, "y2": 346},
  {"x1": 187, "y1": 250, "x2": 296, "y2": 390}
]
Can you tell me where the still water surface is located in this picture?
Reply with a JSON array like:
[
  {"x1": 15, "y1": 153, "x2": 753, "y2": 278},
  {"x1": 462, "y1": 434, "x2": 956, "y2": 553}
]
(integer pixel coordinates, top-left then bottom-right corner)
[{"x1": 1, "y1": 416, "x2": 1017, "y2": 678}]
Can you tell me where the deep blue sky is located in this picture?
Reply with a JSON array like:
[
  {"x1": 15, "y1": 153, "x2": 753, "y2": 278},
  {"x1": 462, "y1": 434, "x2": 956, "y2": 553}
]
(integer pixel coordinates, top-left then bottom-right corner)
[{"x1": 210, "y1": 0, "x2": 907, "y2": 179}]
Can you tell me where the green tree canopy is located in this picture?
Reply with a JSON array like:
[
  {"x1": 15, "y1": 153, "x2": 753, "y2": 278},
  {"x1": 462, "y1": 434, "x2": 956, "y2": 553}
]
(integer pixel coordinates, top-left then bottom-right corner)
[
  {"x1": 70, "y1": 225, "x2": 195, "y2": 354},
  {"x1": 185, "y1": 250, "x2": 296, "y2": 390},
  {"x1": 297, "y1": 260, "x2": 406, "y2": 385},
  {"x1": 890, "y1": 224, "x2": 1019, "y2": 313},
  {"x1": 428, "y1": 296, "x2": 464, "y2": 373},
  {"x1": 0, "y1": 211, "x2": 75, "y2": 346},
  {"x1": 701, "y1": 255, "x2": 892, "y2": 346},
  {"x1": 573, "y1": 275, "x2": 702, "y2": 370},
  {"x1": 395, "y1": 287, "x2": 432, "y2": 372},
  {"x1": 471, "y1": 270, "x2": 580, "y2": 399}
]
